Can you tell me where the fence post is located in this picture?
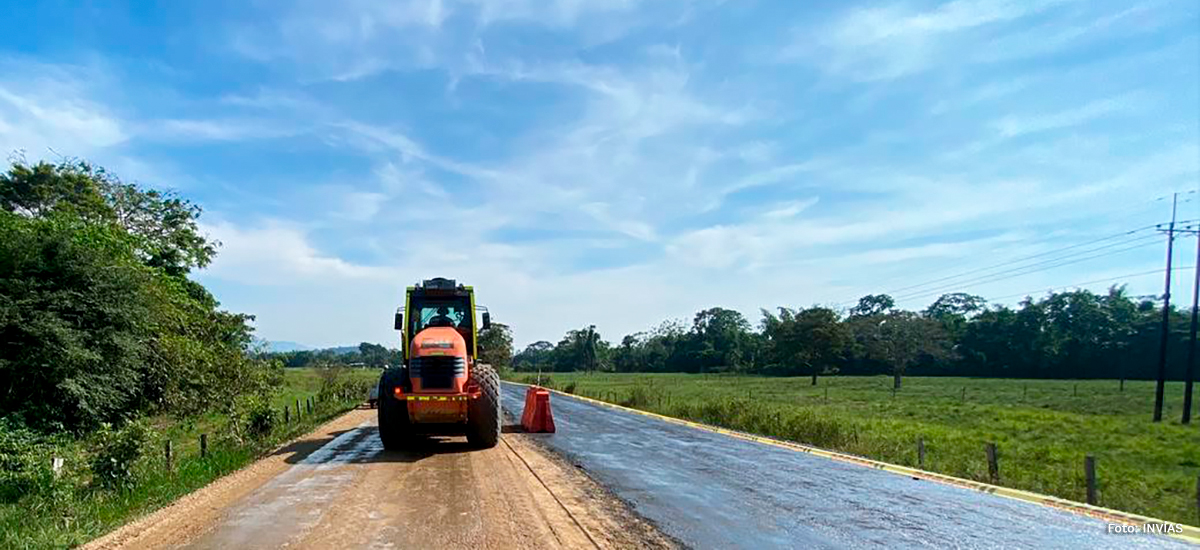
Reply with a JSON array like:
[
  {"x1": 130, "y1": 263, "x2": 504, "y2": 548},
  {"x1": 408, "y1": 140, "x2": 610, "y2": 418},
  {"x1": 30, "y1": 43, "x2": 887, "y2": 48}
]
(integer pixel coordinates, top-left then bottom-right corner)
[
  {"x1": 985, "y1": 442, "x2": 999, "y2": 484},
  {"x1": 1085, "y1": 455, "x2": 1097, "y2": 505},
  {"x1": 165, "y1": 440, "x2": 173, "y2": 471},
  {"x1": 51, "y1": 457, "x2": 64, "y2": 478},
  {"x1": 295, "y1": 399, "x2": 301, "y2": 420},
  {"x1": 917, "y1": 437, "x2": 925, "y2": 469},
  {"x1": 284, "y1": 406, "x2": 290, "y2": 423},
  {"x1": 824, "y1": 387, "x2": 829, "y2": 404},
  {"x1": 961, "y1": 387, "x2": 966, "y2": 403},
  {"x1": 200, "y1": 434, "x2": 208, "y2": 459}
]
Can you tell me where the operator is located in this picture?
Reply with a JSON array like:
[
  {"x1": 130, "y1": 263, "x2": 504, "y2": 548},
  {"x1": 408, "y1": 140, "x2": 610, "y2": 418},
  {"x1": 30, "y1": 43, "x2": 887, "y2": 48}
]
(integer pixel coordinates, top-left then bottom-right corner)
[{"x1": 427, "y1": 306, "x2": 456, "y2": 328}]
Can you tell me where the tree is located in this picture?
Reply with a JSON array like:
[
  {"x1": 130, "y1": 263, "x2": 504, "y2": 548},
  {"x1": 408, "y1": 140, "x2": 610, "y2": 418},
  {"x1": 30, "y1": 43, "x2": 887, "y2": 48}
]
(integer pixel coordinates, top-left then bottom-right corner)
[
  {"x1": 0, "y1": 159, "x2": 270, "y2": 432},
  {"x1": 849, "y1": 294, "x2": 895, "y2": 318},
  {"x1": 357, "y1": 342, "x2": 391, "y2": 367},
  {"x1": 2, "y1": 159, "x2": 215, "y2": 276},
  {"x1": 863, "y1": 311, "x2": 951, "y2": 389},
  {"x1": 513, "y1": 341, "x2": 554, "y2": 372},
  {"x1": 478, "y1": 322, "x2": 513, "y2": 372},
  {"x1": 690, "y1": 307, "x2": 752, "y2": 372},
  {"x1": 761, "y1": 307, "x2": 851, "y2": 383}
]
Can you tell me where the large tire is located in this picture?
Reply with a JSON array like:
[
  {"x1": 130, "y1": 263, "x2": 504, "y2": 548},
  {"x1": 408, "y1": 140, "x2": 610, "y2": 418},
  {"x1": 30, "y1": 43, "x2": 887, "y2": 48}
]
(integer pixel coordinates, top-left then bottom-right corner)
[
  {"x1": 466, "y1": 363, "x2": 501, "y2": 449},
  {"x1": 377, "y1": 367, "x2": 410, "y2": 451}
]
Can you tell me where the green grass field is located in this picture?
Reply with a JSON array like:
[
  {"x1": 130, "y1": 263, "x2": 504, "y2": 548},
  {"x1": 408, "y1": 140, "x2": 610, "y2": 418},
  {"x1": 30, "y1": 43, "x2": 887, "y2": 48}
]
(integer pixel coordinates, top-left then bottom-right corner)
[
  {"x1": 512, "y1": 372, "x2": 1200, "y2": 527},
  {"x1": 0, "y1": 367, "x2": 380, "y2": 550}
]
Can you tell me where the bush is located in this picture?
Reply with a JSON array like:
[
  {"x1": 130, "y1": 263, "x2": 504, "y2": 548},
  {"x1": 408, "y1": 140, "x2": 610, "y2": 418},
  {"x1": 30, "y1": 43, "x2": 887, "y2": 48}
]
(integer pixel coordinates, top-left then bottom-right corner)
[
  {"x1": 0, "y1": 419, "x2": 58, "y2": 503},
  {"x1": 89, "y1": 421, "x2": 150, "y2": 490},
  {"x1": 622, "y1": 385, "x2": 664, "y2": 408},
  {"x1": 562, "y1": 382, "x2": 577, "y2": 394},
  {"x1": 228, "y1": 395, "x2": 277, "y2": 443}
]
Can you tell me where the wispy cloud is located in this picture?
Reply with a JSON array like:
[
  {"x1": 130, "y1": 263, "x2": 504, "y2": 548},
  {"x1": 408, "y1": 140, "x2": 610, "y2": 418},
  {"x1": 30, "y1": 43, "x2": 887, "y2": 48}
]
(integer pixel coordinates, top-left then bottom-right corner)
[
  {"x1": 782, "y1": 0, "x2": 1095, "y2": 81},
  {"x1": 991, "y1": 93, "x2": 1144, "y2": 138}
]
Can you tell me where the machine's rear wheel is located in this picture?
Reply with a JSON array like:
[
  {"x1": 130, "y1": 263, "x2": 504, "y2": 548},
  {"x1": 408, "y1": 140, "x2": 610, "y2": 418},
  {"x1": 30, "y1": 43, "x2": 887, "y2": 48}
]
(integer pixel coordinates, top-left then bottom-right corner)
[
  {"x1": 466, "y1": 363, "x2": 501, "y2": 448},
  {"x1": 377, "y1": 367, "x2": 410, "y2": 451}
]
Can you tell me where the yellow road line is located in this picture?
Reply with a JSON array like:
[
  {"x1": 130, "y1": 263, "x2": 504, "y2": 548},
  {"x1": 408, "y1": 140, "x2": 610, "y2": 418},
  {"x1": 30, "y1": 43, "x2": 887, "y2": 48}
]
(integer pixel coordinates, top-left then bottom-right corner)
[{"x1": 508, "y1": 382, "x2": 1200, "y2": 545}]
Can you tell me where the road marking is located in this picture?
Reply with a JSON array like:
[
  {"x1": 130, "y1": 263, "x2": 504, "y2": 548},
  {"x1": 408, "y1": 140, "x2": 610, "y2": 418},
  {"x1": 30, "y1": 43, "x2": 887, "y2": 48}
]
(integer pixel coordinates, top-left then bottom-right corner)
[{"x1": 505, "y1": 382, "x2": 1200, "y2": 545}]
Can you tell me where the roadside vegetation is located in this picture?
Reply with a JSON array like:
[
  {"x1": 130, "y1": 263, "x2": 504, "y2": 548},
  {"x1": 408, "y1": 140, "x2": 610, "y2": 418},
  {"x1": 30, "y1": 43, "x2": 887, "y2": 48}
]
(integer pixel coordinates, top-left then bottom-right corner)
[
  {"x1": 513, "y1": 372, "x2": 1199, "y2": 527},
  {"x1": 0, "y1": 158, "x2": 380, "y2": 549},
  {"x1": 0, "y1": 367, "x2": 377, "y2": 549}
]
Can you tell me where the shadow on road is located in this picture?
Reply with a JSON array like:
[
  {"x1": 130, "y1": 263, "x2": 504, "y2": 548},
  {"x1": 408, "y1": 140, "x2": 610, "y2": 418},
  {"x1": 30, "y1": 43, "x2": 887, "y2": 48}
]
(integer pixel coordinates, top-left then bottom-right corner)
[
  {"x1": 344, "y1": 426, "x2": 488, "y2": 464},
  {"x1": 272, "y1": 429, "x2": 355, "y2": 464}
]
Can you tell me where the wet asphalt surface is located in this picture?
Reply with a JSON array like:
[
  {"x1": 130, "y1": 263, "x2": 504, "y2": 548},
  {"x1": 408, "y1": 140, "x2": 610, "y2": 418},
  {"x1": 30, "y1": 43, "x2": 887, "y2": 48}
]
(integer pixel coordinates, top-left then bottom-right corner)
[{"x1": 500, "y1": 382, "x2": 1194, "y2": 550}]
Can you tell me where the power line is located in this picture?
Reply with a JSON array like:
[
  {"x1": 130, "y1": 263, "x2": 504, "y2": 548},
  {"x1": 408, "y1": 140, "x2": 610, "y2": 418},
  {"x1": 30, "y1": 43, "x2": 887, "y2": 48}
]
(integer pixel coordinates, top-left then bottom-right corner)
[
  {"x1": 840, "y1": 224, "x2": 1160, "y2": 306},
  {"x1": 985, "y1": 266, "x2": 1193, "y2": 302},
  {"x1": 891, "y1": 235, "x2": 1163, "y2": 303}
]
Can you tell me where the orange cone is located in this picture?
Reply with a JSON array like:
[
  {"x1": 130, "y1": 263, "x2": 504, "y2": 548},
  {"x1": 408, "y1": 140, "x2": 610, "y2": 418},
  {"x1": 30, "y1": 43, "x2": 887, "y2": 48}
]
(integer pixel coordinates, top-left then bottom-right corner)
[{"x1": 521, "y1": 386, "x2": 556, "y2": 433}]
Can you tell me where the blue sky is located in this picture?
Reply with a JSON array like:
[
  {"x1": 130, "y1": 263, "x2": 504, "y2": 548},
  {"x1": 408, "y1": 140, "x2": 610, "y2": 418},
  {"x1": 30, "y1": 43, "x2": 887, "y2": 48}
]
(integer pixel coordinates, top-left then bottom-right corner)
[{"x1": 1, "y1": 0, "x2": 1197, "y2": 348}]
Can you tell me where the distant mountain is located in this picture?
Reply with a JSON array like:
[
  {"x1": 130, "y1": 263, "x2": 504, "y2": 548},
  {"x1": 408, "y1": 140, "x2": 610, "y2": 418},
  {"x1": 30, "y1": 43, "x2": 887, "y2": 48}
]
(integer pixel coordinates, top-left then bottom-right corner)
[
  {"x1": 325, "y1": 346, "x2": 359, "y2": 355},
  {"x1": 263, "y1": 340, "x2": 313, "y2": 353}
]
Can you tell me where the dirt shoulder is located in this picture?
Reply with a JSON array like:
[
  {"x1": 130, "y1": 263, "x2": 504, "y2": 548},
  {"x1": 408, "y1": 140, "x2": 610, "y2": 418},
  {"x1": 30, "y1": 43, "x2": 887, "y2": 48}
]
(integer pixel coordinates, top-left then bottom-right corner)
[
  {"x1": 83, "y1": 409, "x2": 676, "y2": 550},
  {"x1": 82, "y1": 409, "x2": 373, "y2": 550}
]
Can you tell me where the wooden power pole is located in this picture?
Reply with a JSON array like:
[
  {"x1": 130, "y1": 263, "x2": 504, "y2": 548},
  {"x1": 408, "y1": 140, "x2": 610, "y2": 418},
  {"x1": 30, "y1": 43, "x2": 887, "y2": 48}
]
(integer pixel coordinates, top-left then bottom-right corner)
[{"x1": 1154, "y1": 193, "x2": 1178, "y2": 423}]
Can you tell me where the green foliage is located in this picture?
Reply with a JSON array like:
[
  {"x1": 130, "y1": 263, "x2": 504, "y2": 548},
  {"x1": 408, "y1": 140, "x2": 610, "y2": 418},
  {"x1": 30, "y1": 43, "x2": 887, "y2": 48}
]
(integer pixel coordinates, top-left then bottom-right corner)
[
  {"x1": 0, "y1": 419, "x2": 61, "y2": 503},
  {"x1": 317, "y1": 366, "x2": 376, "y2": 402},
  {"x1": 0, "y1": 369, "x2": 365, "y2": 549},
  {"x1": 228, "y1": 395, "x2": 278, "y2": 443},
  {"x1": 0, "y1": 159, "x2": 272, "y2": 432},
  {"x1": 478, "y1": 322, "x2": 514, "y2": 371},
  {"x1": 261, "y1": 343, "x2": 402, "y2": 369},
  {"x1": 761, "y1": 306, "x2": 852, "y2": 377},
  {"x1": 88, "y1": 421, "x2": 150, "y2": 490},
  {"x1": 515, "y1": 286, "x2": 1190, "y2": 382}
]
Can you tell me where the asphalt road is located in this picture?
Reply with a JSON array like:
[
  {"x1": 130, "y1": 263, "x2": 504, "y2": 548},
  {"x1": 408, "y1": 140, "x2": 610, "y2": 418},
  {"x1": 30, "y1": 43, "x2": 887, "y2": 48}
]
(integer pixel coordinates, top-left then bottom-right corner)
[{"x1": 500, "y1": 382, "x2": 1194, "y2": 550}]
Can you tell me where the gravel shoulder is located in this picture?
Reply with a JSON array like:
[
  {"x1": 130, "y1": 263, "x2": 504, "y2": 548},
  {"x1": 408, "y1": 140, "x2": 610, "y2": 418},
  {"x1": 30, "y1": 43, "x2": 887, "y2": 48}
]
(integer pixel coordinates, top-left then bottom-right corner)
[{"x1": 82, "y1": 408, "x2": 676, "y2": 550}]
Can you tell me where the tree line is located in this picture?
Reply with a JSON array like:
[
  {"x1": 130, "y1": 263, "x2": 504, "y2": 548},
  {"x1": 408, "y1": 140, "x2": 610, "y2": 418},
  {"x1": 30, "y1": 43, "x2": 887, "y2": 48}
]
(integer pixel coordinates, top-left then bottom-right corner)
[
  {"x1": 259, "y1": 322, "x2": 515, "y2": 372},
  {"x1": 513, "y1": 288, "x2": 1194, "y2": 387},
  {"x1": 0, "y1": 159, "x2": 280, "y2": 433}
]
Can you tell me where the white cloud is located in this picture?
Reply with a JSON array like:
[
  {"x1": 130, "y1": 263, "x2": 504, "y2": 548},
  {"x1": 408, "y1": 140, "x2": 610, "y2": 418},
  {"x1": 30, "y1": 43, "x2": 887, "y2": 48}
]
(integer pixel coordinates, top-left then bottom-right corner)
[
  {"x1": 201, "y1": 220, "x2": 388, "y2": 285},
  {"x1": 783, "y1": 0, "x2": 1088, "y2": 80},
  {"x1": 145, "y1": 118, "x2": 301, "y2": 142},
  {"x1": 0, "y1": 61, "x2": 127, "y2": 156}
]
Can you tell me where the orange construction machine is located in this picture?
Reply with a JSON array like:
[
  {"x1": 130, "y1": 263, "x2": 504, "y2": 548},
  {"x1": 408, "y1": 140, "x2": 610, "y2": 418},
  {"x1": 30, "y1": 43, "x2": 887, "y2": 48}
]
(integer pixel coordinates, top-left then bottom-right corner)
[{"x1": 376, "y1": 278, "x2": 501, "y2": 450}]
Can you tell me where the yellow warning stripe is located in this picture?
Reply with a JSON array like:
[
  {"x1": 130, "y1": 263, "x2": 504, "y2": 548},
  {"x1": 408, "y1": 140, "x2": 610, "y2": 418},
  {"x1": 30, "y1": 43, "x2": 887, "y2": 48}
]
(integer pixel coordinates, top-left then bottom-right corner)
[
  {"x1": 509, "y1": 382, "x2": 1200, "y2": 544},
  {"x1": 401, "y1": 395, "x2": 469, "y2": 401}
]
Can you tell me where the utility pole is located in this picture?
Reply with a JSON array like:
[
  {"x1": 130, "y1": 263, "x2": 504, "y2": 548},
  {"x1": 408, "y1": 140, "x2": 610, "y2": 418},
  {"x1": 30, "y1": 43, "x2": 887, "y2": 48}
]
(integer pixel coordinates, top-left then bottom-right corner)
[
  {"x1": 1184, "y1": 225, "x2": 1199, "y2": 424},
  {"x1": 1154, "y1": 193, "x2": 1178, "y2": 422}
]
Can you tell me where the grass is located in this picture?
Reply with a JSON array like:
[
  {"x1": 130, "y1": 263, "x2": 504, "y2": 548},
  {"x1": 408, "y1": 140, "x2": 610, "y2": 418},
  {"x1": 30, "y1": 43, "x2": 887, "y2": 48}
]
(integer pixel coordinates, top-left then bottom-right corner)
[
  {"x1": 0, "y1": 367, "x2": 381, "y2": 550},
  {"x1": 510, "y1": 372, "x2": 1200, "y2": 527}
]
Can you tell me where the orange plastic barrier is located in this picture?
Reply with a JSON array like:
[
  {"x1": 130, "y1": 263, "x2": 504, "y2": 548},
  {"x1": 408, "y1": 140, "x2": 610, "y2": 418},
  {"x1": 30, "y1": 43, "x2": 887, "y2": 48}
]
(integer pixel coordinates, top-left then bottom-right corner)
[{"x1": 520, "y1": 385, "x2": 556, "y2": 433}]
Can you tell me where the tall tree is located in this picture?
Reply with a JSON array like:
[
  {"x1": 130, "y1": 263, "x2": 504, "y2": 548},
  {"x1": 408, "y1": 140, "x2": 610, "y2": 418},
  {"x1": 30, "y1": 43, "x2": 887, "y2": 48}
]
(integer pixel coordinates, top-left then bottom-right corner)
[
  {"x1": 690, "y1": 307, "x2": 752, "y2": 372},
  {"x1": 761, "y1": 307, "x2": 851, "y2": 383},
  {"x1": 478, "y1": 322, "x2": 513, "y2": 372},
  {"x1": 849, "y1": 294, "x2": 895, "y2": 318}
]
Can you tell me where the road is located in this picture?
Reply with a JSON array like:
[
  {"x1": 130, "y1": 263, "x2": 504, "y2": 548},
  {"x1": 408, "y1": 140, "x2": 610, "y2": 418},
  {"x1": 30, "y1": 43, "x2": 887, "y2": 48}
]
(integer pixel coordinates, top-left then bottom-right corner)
[
  {"x1": 498, "y1": 382, "x2": 1196, "y2": 550},
  {"x1": 82, "y1": 408, "x2": 673, "y2": 550}
]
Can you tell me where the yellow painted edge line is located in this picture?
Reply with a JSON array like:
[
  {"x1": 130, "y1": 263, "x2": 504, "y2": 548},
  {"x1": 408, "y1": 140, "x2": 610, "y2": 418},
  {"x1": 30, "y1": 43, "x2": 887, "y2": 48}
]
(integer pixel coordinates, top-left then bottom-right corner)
[{"x1": 508, "y1": 381, "x2": 1200, "y2": 545}]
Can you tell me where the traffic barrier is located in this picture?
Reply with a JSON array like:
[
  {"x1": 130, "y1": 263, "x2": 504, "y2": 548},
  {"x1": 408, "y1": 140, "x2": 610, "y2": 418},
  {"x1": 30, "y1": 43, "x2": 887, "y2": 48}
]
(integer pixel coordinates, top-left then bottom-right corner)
[{"x1": 521, "y1": 386, "x2": 556, "y2": 433}]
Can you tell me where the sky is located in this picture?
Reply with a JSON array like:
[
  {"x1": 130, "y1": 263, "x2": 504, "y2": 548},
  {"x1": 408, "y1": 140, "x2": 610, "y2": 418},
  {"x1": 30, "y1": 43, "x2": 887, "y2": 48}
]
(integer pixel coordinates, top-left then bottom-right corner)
[{"x1": 0, "y1": 0, "x2": 1198, "y2": 349}]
